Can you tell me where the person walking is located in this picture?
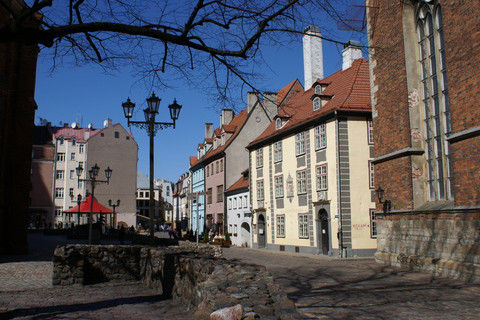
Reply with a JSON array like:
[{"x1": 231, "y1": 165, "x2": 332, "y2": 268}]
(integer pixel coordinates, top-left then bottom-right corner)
[{"x1": 119, "y1": 225, "x2": 126, "y2": 245}]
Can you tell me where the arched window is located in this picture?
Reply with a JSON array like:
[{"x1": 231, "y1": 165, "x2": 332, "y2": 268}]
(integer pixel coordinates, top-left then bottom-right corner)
[
  {"x1": 416, "y1": 1, "x2": 451, "y2": 200},
  {"x1": 313, "y1": 97, "x2": 321, "y2": 111}
]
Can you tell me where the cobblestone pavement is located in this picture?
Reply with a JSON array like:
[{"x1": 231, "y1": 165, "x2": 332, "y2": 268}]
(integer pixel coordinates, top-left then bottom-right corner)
[
  {"x1": 0, "y1": 233, "x2": 192, "y2": 319},
  {"x1": 223, "y1": 247, "x2": 480, "y2": 320},
  {"x1": 2, "y1": 234, "x2": 480, "y2": 319}
]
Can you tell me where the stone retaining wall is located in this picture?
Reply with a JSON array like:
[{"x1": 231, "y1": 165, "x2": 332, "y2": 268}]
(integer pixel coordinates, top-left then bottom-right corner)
[
  {"x1": 375, "y1": 218, "x2": 480, "y2": 283},
  {"x1": 52, "y1": 242, "x2": 301, "y2": 319}
]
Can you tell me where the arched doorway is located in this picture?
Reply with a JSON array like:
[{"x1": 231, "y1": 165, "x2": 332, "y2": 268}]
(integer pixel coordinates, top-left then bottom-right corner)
[
  {"x1": 257, "y1": 214, "x2": 266, "y2": 248},
  {"x1": 318, "y1": 209, "x2": 329, "y2": 255},
  {"x1": 240, "y1": 222, "x2": 251, "y2": 247}
]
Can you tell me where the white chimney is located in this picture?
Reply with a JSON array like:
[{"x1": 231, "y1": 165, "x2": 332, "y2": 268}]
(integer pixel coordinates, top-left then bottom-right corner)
[
  {"x1": 303, "y1": 25, "x2": 323, "y2": 89},
  {"x1": 205, "y1": 123, "x2": 213, "y2": 139},
  {"x1": 342, "y1": 40, "x2": 362, "y2": 70}
]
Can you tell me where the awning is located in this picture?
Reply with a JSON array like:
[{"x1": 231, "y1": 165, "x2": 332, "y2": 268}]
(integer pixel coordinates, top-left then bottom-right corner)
[{"x1": 63, "y1": 195, "x2": 113, "y2": 214}]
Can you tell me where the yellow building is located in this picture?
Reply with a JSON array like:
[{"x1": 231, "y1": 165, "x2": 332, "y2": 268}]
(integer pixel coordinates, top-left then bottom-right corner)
[{"x1": 247, "y1": 47, "x2": 376, "y2": 257}]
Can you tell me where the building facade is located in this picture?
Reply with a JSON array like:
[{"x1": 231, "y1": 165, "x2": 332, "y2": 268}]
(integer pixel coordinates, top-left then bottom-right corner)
[
  {"x1": 136, "y1": 172, "x2": 161, "y2": 229},
  {"x1": 248, "y1": 28, "x2": 376, "y2": 257},
  {"x1": 226, "y1": 169, "x2": 252, "y2": 247},
  {"x1": 367, "y1": 0, "x2": 480, "y2": 282}
]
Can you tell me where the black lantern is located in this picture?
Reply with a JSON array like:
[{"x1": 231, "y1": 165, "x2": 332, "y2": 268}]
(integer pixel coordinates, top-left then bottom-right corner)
[
  {"x1": 122, "y1": 98, "x2": 135, "y2": 119},
  {"x1": 168, "y1": 99, "x2": 182, "y2": 121}
]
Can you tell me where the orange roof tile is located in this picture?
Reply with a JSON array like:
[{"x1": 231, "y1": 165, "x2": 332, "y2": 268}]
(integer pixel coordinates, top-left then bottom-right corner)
[{"x1": 248, "y1": 59, "x2": 371, "y2": 147}]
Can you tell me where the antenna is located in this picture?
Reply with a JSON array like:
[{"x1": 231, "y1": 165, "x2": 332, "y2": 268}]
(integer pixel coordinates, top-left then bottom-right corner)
[{"x1": 74, "y1": 113, "x2": 83, "y2": 128}]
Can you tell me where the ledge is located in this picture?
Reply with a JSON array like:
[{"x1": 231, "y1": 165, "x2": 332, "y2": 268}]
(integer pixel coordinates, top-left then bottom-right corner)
[{"x1": 372, "y1": 147, "x2": 424, "y2": 164}]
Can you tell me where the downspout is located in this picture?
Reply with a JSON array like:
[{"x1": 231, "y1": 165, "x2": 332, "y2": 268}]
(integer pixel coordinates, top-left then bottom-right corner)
[{"x1": 335, "y1": 110, "x2": 345, "y2": 258}]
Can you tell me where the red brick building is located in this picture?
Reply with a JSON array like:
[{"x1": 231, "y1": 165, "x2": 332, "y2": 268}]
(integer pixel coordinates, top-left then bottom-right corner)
[
  {"x1": 367, "y1": 0, "x2": 480, "y2": 282},
  {"x1": 0, "y1": 0, "x2": 40, "y2": 254}
]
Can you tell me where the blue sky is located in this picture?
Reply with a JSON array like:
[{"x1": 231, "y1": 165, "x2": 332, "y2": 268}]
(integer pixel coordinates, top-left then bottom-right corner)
[{"x1": 34, "y1": 25, "x2": 366, "y2": 184}]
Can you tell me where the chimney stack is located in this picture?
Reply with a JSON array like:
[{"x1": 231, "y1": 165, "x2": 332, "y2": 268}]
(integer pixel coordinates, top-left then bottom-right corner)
[
  {"x1": 342, "y1": 40, "x2": 362, "y2": 70},
  {"x1": 205, "y1": 123, "x2": 213, "y2": 139},
  {"x1": 303, "y1": 25, "x2": 323, "y2": 89}
]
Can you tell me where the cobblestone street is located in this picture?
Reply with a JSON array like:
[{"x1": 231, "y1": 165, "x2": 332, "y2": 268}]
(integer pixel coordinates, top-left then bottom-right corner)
[
  {"x1": 1, "y1": 234, "x2": 479, "y2": 319},
  {"x1": 223, "y1": 247, "x2": 480, "y2": 319}
]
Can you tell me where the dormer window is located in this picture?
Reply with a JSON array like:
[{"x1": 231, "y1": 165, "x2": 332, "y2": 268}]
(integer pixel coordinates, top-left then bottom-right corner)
[
  {"x1": 313, "y1": 97, "x2": 321, "y2": 111},
  {"x1": 314, "y1": 85, "x2": 322, "y2": 94},
  {"x1": 276, "y1": 118, "x2": 282, "y2": 130}
]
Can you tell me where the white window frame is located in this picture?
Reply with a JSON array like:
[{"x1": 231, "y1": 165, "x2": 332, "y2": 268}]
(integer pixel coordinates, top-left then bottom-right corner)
[
  {"x1": 256, "y1": 180, "x2": 264, "y2": 201},
  {"x1": 275, "y1": 175, "x2": 284, "y2": 198},
  {"x1": 315, "y1": 124, "x2": 326, "y2": 150},
  {"x1": 277, "y1": 215, "x2": 285, "y2": 238},
  {"x1": 316, "y1": 165, "x2": 328, "y2": 191},
  {"x1": 55, "y1": 188, "x2": 64, "y2": 198},
  {"x1": 299, "y1": 213, "x2": 308, "y2": 238},
  {"x1": 295, "y1": 132, "x2": 306, "y2": 156},
  {"x1": 256, "y1": 149, "x2": 263, "y2": 168},
  {"x1": 297, "y1": 170, "x2": 307, "y2": 194},
  {"x1": 274, "y1": 141, "x2": 282, "y2": 163},
  {"x1": 56, "y1": 170, "x2": 65, "y2": 180}
]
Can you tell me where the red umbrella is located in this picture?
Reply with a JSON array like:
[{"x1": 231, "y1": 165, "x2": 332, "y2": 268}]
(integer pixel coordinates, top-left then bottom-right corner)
[{"x1": 63, "y1": 195, "x2": 113, "y2": 214}]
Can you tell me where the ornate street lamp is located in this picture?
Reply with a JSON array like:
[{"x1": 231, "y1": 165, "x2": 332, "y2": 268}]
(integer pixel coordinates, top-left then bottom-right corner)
[
  {"x1": 76, "y1": 163, "x2": 112, "y2": 245},
  {"x1": 376, "y1": 186, "x2": 392, "y2": 213},
  {"x1": 122, "y1": 93, "x2": 182, "y2": 246}
]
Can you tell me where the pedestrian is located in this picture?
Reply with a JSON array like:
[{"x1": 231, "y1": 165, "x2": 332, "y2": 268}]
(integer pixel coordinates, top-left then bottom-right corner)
[
  {"x1": 119, "y1": 225, "x2": 126, "y2": 245},
  {"x1": 168, "y1": 226, "x2": 173, "y2": 239}
]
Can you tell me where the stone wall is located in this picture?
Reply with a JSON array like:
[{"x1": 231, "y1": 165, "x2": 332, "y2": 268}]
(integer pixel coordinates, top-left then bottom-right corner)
[
  {"x1": 52, "y1": 242, "x2": 301, "y2": 319},
  {"x1": 375, "y1": 218, "x2": 480, "y2": 283}
]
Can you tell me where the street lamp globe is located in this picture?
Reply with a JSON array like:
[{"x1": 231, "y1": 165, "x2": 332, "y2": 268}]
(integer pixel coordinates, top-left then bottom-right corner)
[
  {"x1": 146, "y1": 92, "x2": 161, "y2": 114},
  {"x1": 168, "y1": 99, "x2": 182, "y2": 121},
  {"x1": 122, "y1": 98, "x2": 135, "y2": 119}
]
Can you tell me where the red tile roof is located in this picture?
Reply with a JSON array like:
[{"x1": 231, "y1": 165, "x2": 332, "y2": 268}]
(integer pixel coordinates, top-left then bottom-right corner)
[
  {"x1": 227, "y1": 169, "x2": 249, "y2": 192},
  {"x1": 248, "y1": 58, "x2": 371, "y2": 147}
]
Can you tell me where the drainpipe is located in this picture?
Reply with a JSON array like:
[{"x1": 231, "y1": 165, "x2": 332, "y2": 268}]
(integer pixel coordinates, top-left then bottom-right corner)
[{"x1": 335, "y1": 111, "x2": 345, "y2": 258}]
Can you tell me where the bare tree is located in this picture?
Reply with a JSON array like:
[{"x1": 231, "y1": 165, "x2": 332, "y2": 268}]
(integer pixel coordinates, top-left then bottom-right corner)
[{"x1": 0, "y1": 0, "x2": 365, "y2": 108}]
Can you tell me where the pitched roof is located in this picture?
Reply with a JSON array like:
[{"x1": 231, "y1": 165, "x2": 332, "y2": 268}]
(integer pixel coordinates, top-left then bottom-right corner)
[
  {"x1": 227, "y1": 169, "x2": 249, "y2": 192},
  {"x1": 248, "y1": 58, "x2": 371, "y2": 147}
]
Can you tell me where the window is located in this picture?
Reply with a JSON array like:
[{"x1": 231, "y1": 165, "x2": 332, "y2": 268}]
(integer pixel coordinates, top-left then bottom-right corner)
[
  {"x1": 70, "y1": 170, "x2": 75, "y2": 179},
  {"x1": 416, "y1": 1, "x2": 451, "y2": 200},
  {"x1": 314, "y1": 85, "x2": 322, "y2": 94},
  {"x1": 55, "y1": 188, "x2": 64, "y2": 198},
  {"x1": 256, "y1": 180, "x2": 264, "y2": 200},
  {"x1": 274, "y1": 141, "x2": 282, "y2": 163},
  {"x1": 370, "y1": 209, "x2": 377, "y2": 238},
  {"x1": 79, "y1": 144, "x2": 84, "y2": 153},
  {"x1": 315, "y1": 124, "x2": 326, "y2": 150},
  {"x1": 275, "y1": 175, "x2": 284, "y2": 198},
  {"x1": 100, "y1": 132, "x2": 104, "y2": 137},
  {"x1": 297, "y1": 170, "x2": 306, "y2": 194},
  {"x1": 256, "y1": 149, "x2": 263, "y2": 168},
  {"x1": 367, "y1": 120, "x2": 374, "y2": 145},
  {"x1": 244, "y1": 195, "x2": 248, "y2": 208},
  {"x1": 275, "y1": 118, "x2": 282, "y2": 130},
  {"x1": 295, "y1": 132, "x2": 306, "y2": 156},
  {"x1": 277, "y1": 215, "x2": 285, "y2": 237},
  {"x1": 220, "y1": 159, "x2": 223, "y2": 172},
  {"x1": 72, "y1": 137, "x2": 76, "y2": 146},
  {"x1": 59, "y1": 137, "x2": 64, "y2": 145},
  {"x1": 145, "y1": 191, "x2": 149, "y2": 198},
  {"x1": 206, "y1": 165, "x2": 209, "y2": 177},
  {"x1": 369, "y1": 161, "x2": 375, "y2": 189},
  {"x1": 56, "y1": 170, "x2": 65, "y2": 180},
  {"x1": 299, "y1": 214, "x2": 308, "y2": 238},
  {"x1": 233, "y1": 197, "x2": 237, "y2": 209},
  {"x1": 57, "y1": 153, "x2": 65, "y2": 162},
  {"x1": 313, "y1": 97, "x2": 321, "y2": 111},
  {"x1": 55, "y1": 207, "x2": 63, "y2": 217},
  {"x1": 216, "y1": 161, "x2": 219, "y2": 173},
  {"x1": 228, "y1": 198, "x2": 232, "y2": 210},
  {"x1": 70, "y1": 153, "x2": 75, "y2": 161},
  {"x1": 115, "y1": 131, "x2": 120, "y2": 138},
  {"x1": 316, "y1": 165, "x2": 328, "y2": 191},
  {"x1": 217, "y1": 185, "x2": 223, "y2": 202},
  {"x1": 69, "y1": 188, "x2": 74, "y2": 198}
]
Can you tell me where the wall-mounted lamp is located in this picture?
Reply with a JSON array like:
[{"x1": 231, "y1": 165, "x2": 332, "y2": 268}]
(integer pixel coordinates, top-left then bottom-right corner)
[{"x1": 376, "y1": 186, "x2": 391, "y2": 213}]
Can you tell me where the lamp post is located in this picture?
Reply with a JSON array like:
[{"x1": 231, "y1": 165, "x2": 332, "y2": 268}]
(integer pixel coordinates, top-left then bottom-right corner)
[
  {"x1": 71, "y1": 194, "x2": 83, "y2": 225},
  {"x1": 76, "y1": 163, "x2": 112, "y2": 245},
  {"x1": 108, "y1": 199, "x2": 121, "y2": 228},
  {"x1": 187, "y1": 191, "x2": 207, "y2": 246},
  {"x1": 122, "y1": 93, "x2": 182, "y2": 246},
  {"x1": 375, "y1": 186, "x2": 392, "y2": 213}
]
